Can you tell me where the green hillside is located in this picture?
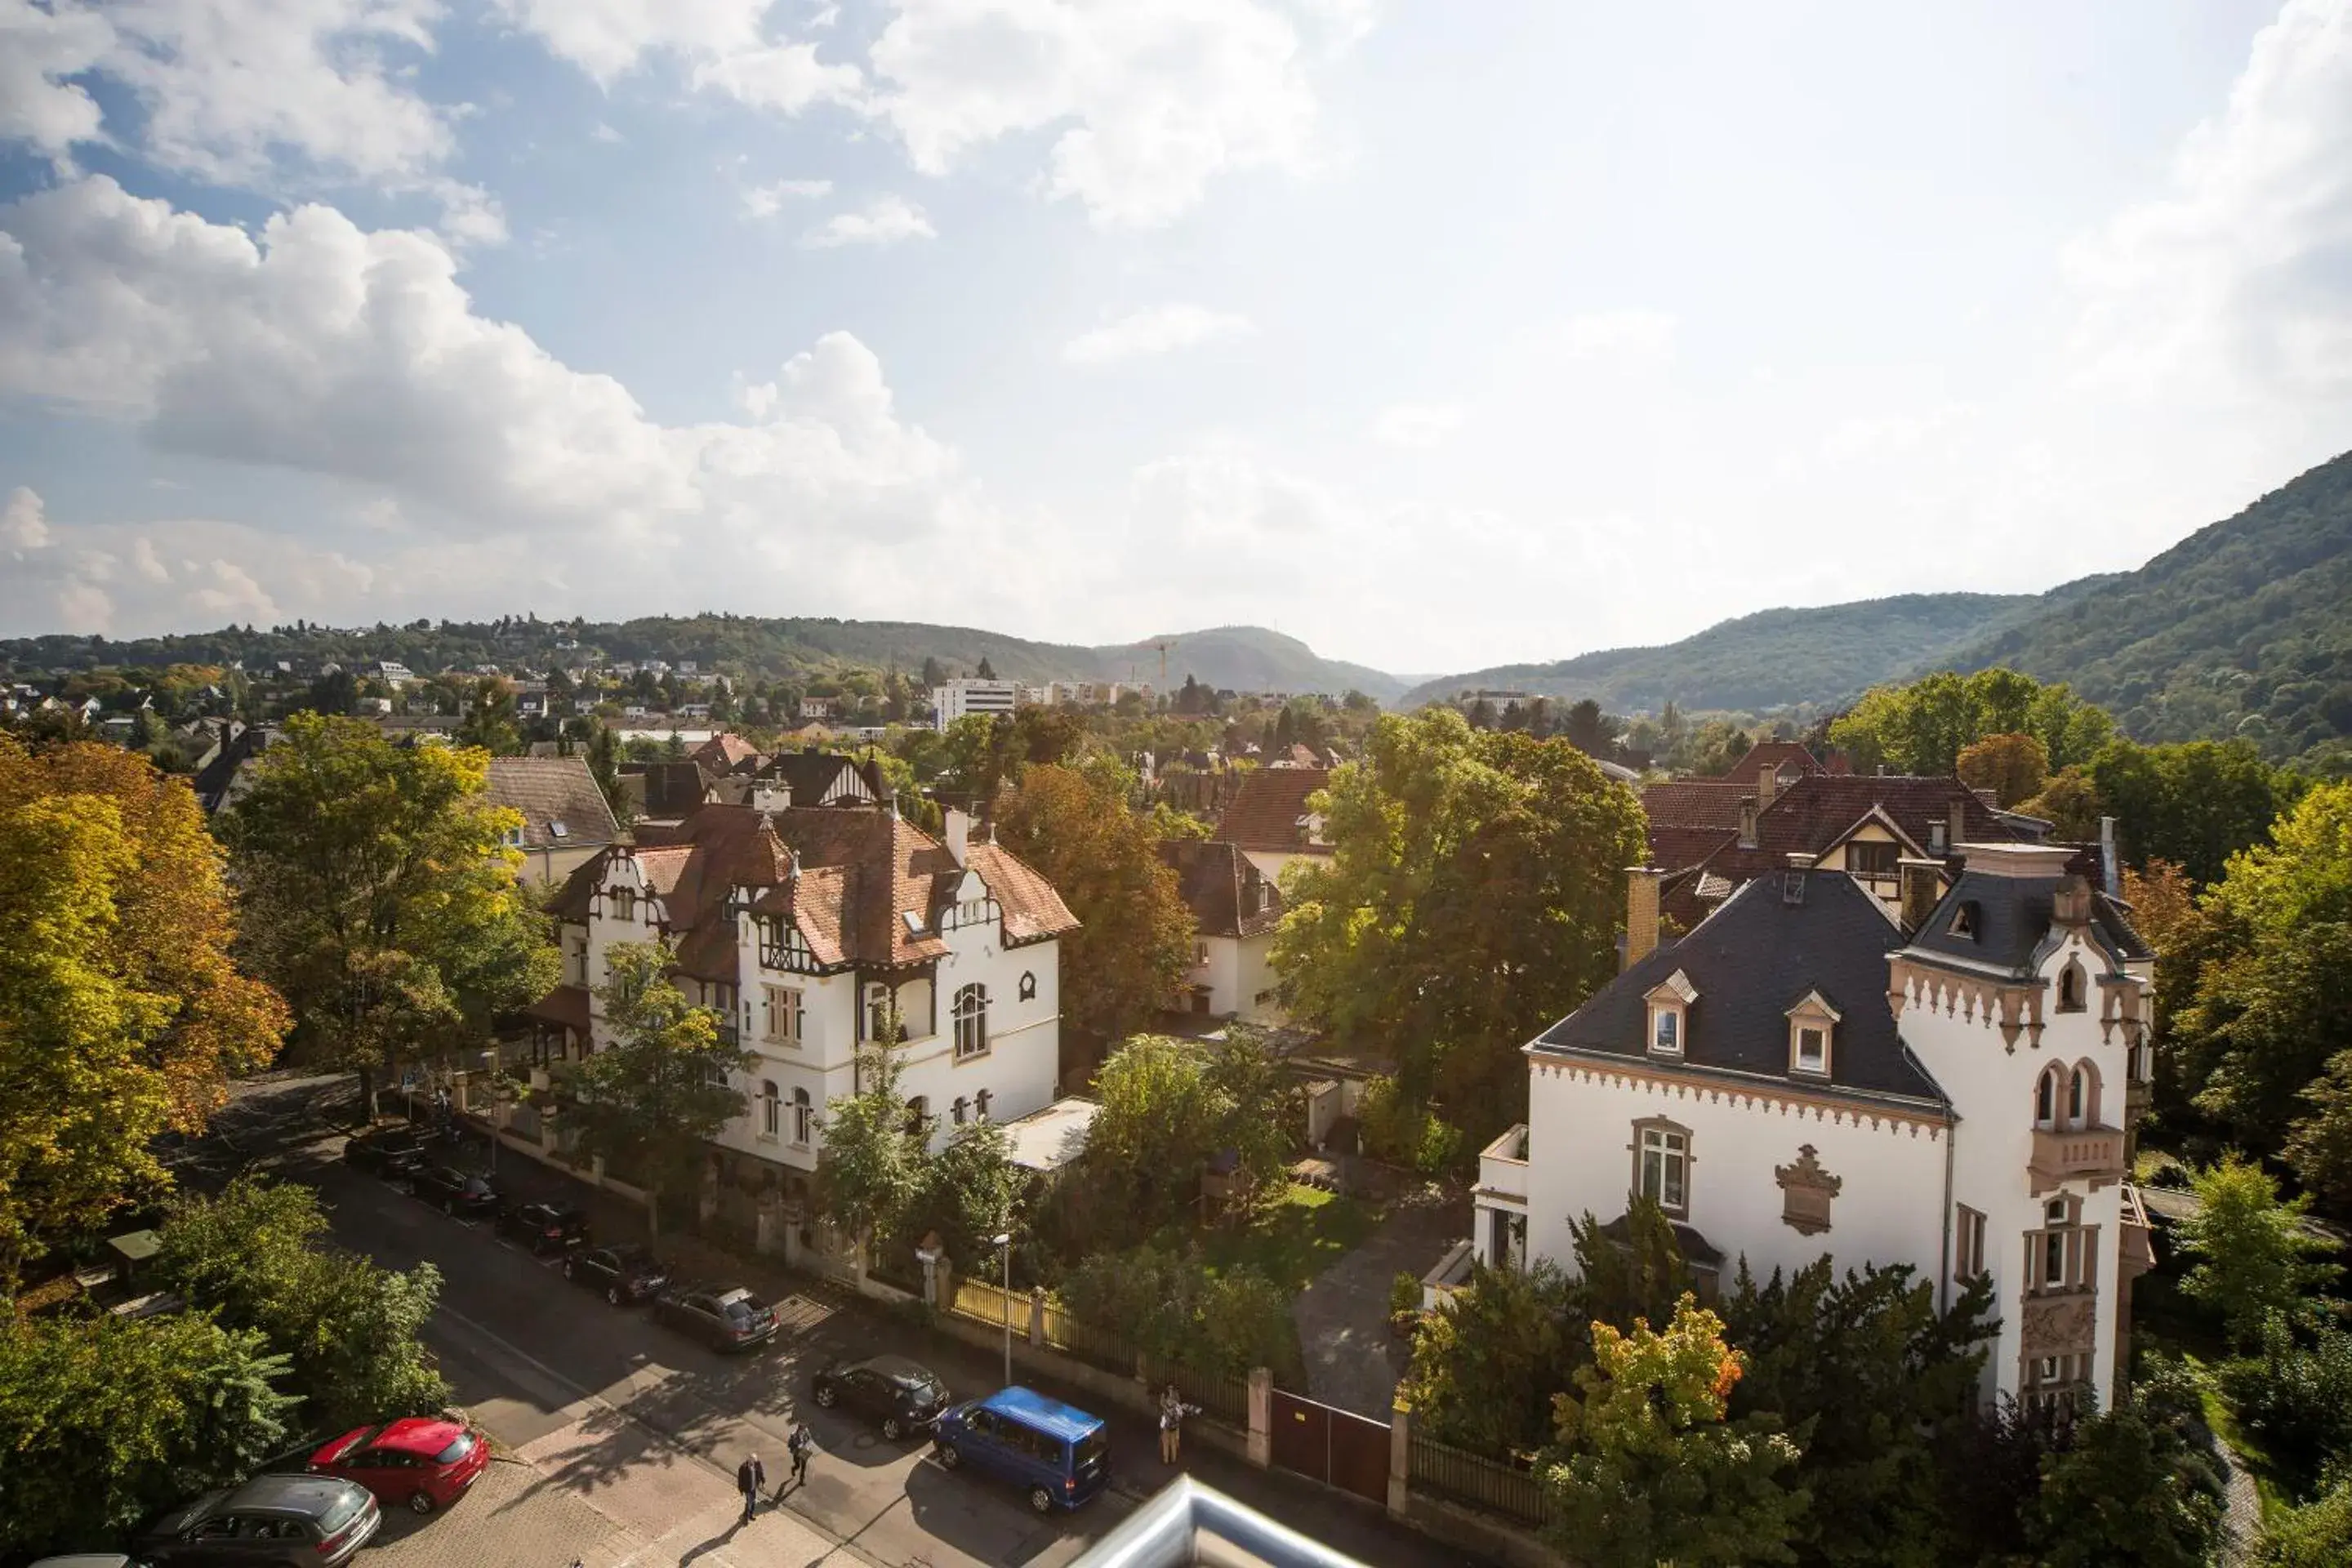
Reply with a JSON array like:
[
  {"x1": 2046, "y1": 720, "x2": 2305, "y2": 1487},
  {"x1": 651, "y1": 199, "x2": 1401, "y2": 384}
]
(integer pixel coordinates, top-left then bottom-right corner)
[
  {"x1": 1953, "y1": 448, "x2": 2352, "y2": 771},
  {"x1": 1400, "y1": 593, "x2": 2045, "y2": 714},
  {"x1": 0, "y1": 614, "x2": 1405, "y2": 702}
]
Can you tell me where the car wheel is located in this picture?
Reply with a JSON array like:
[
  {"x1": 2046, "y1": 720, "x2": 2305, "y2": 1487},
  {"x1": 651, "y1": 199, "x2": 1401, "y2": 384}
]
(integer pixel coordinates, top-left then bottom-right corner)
[
  {"x1": 607, "y1": 1285, "x2": 621, "y2": 1307},
  {"x1": 938, "y1": 1442, "x2": 962, "y2": 1470},
  {"x1": 1029, "y1": 1486, "x2": 1054, "y2": 1514},
  {"x1": 408, "y1": 1489, "x2": 437, "y2": 1517},
  {"x1": 814, "y1": 1383, "x2": 838, "y2": 1409},
  {"x1": 882, "y1": 1415, "x2": 904, "y2": 1441}
]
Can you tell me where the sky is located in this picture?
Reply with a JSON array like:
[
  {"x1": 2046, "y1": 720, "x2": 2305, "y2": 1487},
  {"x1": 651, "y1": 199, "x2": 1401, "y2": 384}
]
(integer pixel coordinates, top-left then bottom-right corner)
[{"x1": 2, "y1": 0, "x2": 2349, "y2": 678}]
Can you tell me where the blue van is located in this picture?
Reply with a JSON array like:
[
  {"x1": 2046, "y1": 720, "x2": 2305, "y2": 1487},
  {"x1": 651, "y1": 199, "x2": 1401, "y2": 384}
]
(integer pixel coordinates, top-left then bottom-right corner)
[{"x1": 932, "y1": 1386, "x2": 1111, "y2": 1513}]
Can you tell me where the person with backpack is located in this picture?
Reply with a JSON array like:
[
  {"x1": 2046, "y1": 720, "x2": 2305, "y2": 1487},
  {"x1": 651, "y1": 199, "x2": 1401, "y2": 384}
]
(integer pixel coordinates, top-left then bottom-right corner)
[
  {"x1": 736, "y1": 1451, "x2": 765, "y2": 1522},
  {"x1": 786, "y1": 1420, "x2": 816, "y2": 1491}
]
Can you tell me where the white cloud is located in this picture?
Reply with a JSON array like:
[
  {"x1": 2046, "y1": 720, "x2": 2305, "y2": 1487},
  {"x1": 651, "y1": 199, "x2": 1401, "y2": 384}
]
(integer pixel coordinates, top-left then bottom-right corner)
[
  {"x1": 741, "y1": 176, "x2": 835, "y2": 219},
  {"x1": 1556, "y1": 309, "x2": 1680, "y2": 361},
  {"x1": 692, "y1": 38, "x2": 865, "y2": 114},
  {"x1": 0, "y1": 0, "x2": 112, "y2": 156},
  {"x1": 493, "y1": 0, "x2": 863, "y2": 114},
  {"x1": 1368, "y1": 402, "x2": 1464, "y2": 448},
  {"x1": 1062, "y1": 304, "x2": 1254, "y2": 365},
  {"x1": 2062, "y1": 0, "x2": 2352, "y2": 403},
  {"x1": 2, "y1": 484, "x2": 52, "y2": 549},
  {"x1": 0, "y1": 178, "x2": 997, "y2": 633},
  {"x1": 799, "y1": 194, "x2": 936, "y2": 248},
  {"x1": 867, "y1": 0, "x2": 1352, "y2": 226}
]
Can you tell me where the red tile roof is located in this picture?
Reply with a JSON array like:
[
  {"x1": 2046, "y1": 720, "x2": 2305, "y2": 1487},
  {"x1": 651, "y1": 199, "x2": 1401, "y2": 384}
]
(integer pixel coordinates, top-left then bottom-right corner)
[
  {"x1": 1156, "y1": 839, "x2": 1283, "y2": 938},
  {"x1": 1640, "y1": 780, "x2": 1751, "y2": 831},
  {"x1": 1212, "y1": 767, "x2": 1332, "y2": 853},
  {"x1": 690, "y1": 733, "x2": 764, "y2": 773},
  {"x1": 1723, "y1": 741, "x2": 1826, "y2": 788},
  {"x1": 484, "y1": 757, "x2": 621, "y2": 850}
]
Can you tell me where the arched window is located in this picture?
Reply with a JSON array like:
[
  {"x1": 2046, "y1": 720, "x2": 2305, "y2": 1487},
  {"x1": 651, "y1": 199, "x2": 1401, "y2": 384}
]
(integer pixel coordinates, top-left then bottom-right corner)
[
  {"x1": 904, "y1": 1095, "x2": 930, "y2": 1139},
  {"x1": 952, "y1": 1095, "x2": 969, "y2": 1125},
  {"x1": 791, "y1": 1087, "x2": 813, "y2": 1147},
  {"x1": 2057, "y1": 960, "x2": 2087, "y2": 1013},
  {"x1": 864, "y1": 982, "x2": 895, "y2": 1043},
  {"x1": 953, "y1": 983, "x2": 990, "y2": 1060},
  {"x1": 975, "y1": 1088, "x2": 992, "y2": 1120},
  {"x1": 2069, "y1": 1061, "x2": 2100, "y2": 1128},
  {"x1": 760, "y1": 1080, "x2": 780, "y2": 1140},
  {"x1": 2034, "y1": 1065, "x2": 2061, "y2": 1129}
]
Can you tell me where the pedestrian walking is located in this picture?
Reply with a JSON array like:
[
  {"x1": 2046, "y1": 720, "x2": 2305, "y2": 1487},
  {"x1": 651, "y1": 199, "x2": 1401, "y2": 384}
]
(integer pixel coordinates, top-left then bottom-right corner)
[
  {"x1": 1158, "y1": 1383, "x2": 1196, "y2": 1465},
  {"x1": 736, "y1": 1451, "x2": 765, "y2": 1522},
  {"x1": 787, "y1": 1419, "x2": 815, "y2": 1490}
]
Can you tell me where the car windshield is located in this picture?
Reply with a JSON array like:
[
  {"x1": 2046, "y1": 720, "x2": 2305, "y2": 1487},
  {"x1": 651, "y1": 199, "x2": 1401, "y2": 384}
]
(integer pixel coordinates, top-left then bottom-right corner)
[
  {"x1": 890, "y1": 1370, "x2": 945, "y2": 1401},
  {"x1": 1074, "y1": 1431, "x2": 1108, "y2": 1472},
  {"x1": 323, "y1": 1426, "x2": 385, "y2": 1463},
  {"x1": 318, "y1": 1486, "x2": 368, "y2": 1530},
  {"x1": 433, "y1": 1432, "x2": 475, "y2": 1466},
  {"x1": 715, "y1": 1288, "x2": 755, "y2": 1309}
]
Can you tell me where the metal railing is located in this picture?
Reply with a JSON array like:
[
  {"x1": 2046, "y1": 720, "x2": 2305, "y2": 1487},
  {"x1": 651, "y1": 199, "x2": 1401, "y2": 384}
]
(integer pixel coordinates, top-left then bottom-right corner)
[{"x1": 1407, "y1": 1435, "x2": 1552, "y2": 1527}]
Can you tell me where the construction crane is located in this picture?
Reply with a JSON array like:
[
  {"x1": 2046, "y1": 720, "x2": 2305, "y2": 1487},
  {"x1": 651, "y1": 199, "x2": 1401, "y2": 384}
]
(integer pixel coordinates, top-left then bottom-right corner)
[{"x1": 1152, "y1": 638, "x2": 1174, "y2": 688}]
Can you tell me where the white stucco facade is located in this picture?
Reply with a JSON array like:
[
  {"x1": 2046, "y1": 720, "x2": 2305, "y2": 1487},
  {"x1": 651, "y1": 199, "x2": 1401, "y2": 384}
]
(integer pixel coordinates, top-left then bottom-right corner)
[{"x1": 1187, "y1": 931, "x2": 1282, "y2": 1022}]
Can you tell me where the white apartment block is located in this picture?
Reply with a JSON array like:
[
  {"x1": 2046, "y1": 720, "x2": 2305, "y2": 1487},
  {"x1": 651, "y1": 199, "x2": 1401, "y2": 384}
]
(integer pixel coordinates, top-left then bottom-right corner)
[{"x1": 932, "y1": 679, "x2": 1021, "y2": 731}]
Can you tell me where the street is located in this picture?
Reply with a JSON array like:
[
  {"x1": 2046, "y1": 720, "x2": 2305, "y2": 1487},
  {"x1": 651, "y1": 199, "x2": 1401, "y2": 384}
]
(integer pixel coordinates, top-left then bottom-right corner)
[{"x1": 192, "y1": 1081, "x2": 1488, "y2": 1568}]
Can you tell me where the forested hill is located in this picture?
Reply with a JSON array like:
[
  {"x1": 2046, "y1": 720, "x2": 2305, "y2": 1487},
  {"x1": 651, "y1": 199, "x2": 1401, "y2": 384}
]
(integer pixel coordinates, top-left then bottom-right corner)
[
  {"x1": 1953, "y1": 448, "x2": 2352, "y2": 770},
  {"x1": 0, "y1": 615, "x2": 1409, "y2": 703},
  {"x1": 1399, "y1": 593, "x2": 2047, "y2": 714}
]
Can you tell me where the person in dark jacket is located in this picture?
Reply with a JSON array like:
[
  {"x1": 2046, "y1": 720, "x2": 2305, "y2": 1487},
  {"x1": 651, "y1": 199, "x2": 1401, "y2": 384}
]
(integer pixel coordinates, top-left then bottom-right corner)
[{"x1": 737, "y1": 1452, "x2": 766, "y2": 1521}]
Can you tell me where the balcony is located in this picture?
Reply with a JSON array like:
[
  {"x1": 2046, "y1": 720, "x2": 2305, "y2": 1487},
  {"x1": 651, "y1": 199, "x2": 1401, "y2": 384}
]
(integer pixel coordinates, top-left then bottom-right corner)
[
  {"x1": 2126, "y1": 1079, "x2": 2153, "y2": 1127},
  {"x1": 1478, "y1": 1125, "x2": 1530, "y2": 1205},
  {"x1": 2119, "y1": 1183, "x2": 2158, "y2": 1280},
  {"x1": 2029, "y1": 1125, "x2": 2127, "y2": 1195}
]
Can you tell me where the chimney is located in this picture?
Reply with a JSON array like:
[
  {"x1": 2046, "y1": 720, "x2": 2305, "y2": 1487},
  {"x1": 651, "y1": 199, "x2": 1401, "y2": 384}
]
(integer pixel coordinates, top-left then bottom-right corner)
[
  {"x1": 1781, "y1": 851, "x2": 1811, "y2": 904},
  {"x1": 748, "y1": 780, "x2": 792, "y2": 813},
  {"x1": 1624, "y1": 866, "x2": 1664, "y2": 972},
  {"x1": 2100, "y1": 815, "x2": 2121, "y2": 898},
  {"x1": 1756, "y1": 766, "x2": 1778, "y2": 812},
  {"x1": 2052, "y1": 874, "x2": 2093, "y2": 928},
  {"x1": 1899, "y1": 857, "x2": 1943, "y2": 933},
  {"x1": 1738, "y1": 795, "x2": 1759, "y2": 849},
  {"x1": 944, "y1": 805, "x2": 970, "y2": 866},
  {"x1": 1928, "y1": 816, "x2": 1949, "y2": 855}
]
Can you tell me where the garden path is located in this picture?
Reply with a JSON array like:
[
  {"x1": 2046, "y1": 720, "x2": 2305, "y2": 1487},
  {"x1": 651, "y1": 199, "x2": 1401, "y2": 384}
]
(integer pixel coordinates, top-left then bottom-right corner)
[{"x1": 1290, "y1": 1184, "x2": 1468, "y2": 1418}]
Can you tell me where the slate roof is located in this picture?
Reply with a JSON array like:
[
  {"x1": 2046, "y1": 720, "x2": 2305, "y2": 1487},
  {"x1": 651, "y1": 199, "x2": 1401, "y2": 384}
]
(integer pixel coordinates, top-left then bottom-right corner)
[
  {"x1": 760, "y1": 749, "x2": 884, "y2": 807},
  {"x1": 1156, "y1": 840, "x2": 1284, "y2": 939},
  {"x1": 485, "y1": 757, "x2": 621, "y2": 851},
  {"x1": 1533, "y1": 869, "x2": 1948, "y2": 1107},
  {"x1": 1212, "y1": 767, "x2": 1331, "y2": 853},
  {"x1": 1908, "y1": 861, "x2": 2155, "y2": 978}
]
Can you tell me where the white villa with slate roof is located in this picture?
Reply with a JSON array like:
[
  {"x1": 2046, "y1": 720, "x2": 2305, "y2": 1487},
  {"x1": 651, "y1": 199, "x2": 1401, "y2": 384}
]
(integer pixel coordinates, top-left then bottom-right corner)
[{"x1": 1473, "y1": 844, "x2": 2158, "y2": 1412}]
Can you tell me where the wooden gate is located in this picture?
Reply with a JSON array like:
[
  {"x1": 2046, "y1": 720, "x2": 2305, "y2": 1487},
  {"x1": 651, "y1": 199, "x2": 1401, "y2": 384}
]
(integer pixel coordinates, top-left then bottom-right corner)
[{"x1": 1269, "y1": 1389, "x2": 1390, "y2": 1506}]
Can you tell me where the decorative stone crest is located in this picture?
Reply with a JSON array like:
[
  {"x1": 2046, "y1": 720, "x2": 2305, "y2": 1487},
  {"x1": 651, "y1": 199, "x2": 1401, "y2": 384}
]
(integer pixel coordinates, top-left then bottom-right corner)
[
  {"x1": 1775, "y1": 1144, "x2": 1842, "y2": 1236},
  {"x1": 2020, "y1": 1291, "x2": 2100, "y2": 1356}
]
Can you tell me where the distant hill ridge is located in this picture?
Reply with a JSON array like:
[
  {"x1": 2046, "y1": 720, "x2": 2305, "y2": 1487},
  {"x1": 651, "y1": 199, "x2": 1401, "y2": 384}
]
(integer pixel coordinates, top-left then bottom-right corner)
[{"x1": 0, "y1": 615, "x2": 1410, "y2": 704}]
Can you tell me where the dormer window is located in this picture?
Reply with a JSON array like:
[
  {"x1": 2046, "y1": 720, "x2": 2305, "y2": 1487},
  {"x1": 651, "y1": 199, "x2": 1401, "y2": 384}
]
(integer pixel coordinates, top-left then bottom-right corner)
[
  {"x1": 1949, "y1": 901, "x2": 1977, "y2": 941},
  {"x1": 1784, "y1": 990, "x2": 1841, "y2": 1079},
  {"x1": 2056, "y1": 960, "x2": 2087, "y2": 1013},
  {"x1": 611, "y1": 887, "x2": 637, "y2": 922},
  {"x1": 1644, "y1": 969, "x2": 1697, "y2": 1059}
]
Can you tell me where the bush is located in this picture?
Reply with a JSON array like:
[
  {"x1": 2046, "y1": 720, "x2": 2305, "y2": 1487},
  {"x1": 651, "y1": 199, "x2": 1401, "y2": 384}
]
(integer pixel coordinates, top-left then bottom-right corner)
[
  {"x1": 2265, "y1": 1473, "x2": 2352, "y2": 1566},
  {"x1": 1059, "y1": 1244, "x2": 1294, "y2": 1381},
  {"x1": 1391, "y1": 1270, "x2": 1424, "y2": 1317},
  {"x1": 2219, "y1": 1315, "x2": 2352, "y2": 1498},
  {"x1": 1358, "y1": 1076, "x2": 1464, "y2": 1174}
]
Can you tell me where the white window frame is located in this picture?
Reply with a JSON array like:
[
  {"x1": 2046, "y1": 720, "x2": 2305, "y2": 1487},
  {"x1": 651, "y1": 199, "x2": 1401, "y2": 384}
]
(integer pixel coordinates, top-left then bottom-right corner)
[
  {"x1": 952, "y1": 983, "x2": 990, "y2": 1061},
  {"x1": 791, "y1": 1088, "x2": 814, "y2": 1148},
  {"x1": 761, "y1": 985, "x2": 804, "y2": 1046},
  {"x1": 1633, "y1": 1120, "x2": 1690, "y2": 1217},
  {"x1": 759, "y1": 1080, "x2": 780, "y2": 1142}
]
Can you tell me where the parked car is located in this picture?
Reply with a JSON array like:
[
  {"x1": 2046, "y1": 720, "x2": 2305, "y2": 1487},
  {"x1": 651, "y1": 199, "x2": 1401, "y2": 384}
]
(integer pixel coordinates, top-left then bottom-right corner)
[
  {"x1": 493, "y1": 1200, "x2": 591, "y2": 1253},
  {"x1": 341, "y1": 1128, "x2": 428, "y2": 1178},
  {"x1": 133, "y1": 1475, "x2": 379, "y2": 1566},
  {"x1": 564, "y1": 1244, "x2": 670, "y2": 1306},
  {"x1": 933, "y1": 1387, "x2": 1111, "y2": 1514},
  {"x1": 651, "y1": 1281, "x2": 780, "y2": 1352},
  {"x1": 28, "y1": 1557, "x2": 144, "y2": 1567},
  {"x1": 407, "y1": 1165, "x2": 501, "y2": 1218},
  {"x1": 306, "y1": 1415, "x2": 489, "y2": 1516},
  {"x1": 812, "y1": 1354, "x2": 950, "y2": 1441}
]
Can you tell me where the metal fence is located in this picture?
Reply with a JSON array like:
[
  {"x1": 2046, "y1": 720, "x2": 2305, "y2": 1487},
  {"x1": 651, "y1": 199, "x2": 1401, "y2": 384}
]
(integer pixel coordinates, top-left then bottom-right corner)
[
  {"x1": 953, "y1": 1276, "x2": 1022, "y2": 1329},
  {"x1": 1165, "y1": 1361, "x2": 1250, "y2": 1426},
  {"x1": 1406, "y1": 1435, "x2": 1552, "y2": 1528},
  {"x1": 948, "y1": 1285, "x2": 1244, "y2": 1428}
]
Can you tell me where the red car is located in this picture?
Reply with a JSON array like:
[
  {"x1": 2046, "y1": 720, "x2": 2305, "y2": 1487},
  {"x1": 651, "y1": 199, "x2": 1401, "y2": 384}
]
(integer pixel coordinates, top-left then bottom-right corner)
[{"x1": 307, "y1": 1416, "x2": 489, "y2": 1516}]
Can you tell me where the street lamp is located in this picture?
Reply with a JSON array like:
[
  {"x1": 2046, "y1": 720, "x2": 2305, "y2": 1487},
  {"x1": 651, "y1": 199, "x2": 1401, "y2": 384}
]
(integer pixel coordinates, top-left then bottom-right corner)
[{"x1": 992, "y1": 1231, "x2": 1013, "y2": 1388}]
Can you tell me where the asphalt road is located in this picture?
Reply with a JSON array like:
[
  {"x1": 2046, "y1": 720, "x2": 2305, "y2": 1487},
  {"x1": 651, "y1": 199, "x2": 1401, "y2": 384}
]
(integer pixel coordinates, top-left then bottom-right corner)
[{"x1": 207, "y1": 1084, "x2": 1485, "y2": 1568}]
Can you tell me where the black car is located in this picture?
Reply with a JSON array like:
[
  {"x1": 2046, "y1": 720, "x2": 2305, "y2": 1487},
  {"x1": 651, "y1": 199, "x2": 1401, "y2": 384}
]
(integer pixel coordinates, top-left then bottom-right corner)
[
  {"x1": 564, "y1": 1245, "x2": 670, "y2": 1306},
  {"x1": 408, "y1": 1165, "x2": 501, "y2": 1218},
  {"x1": 493, "y1": 1200, "x2": 591, "y2": 1254},
  {"x1": 652, "y1": 1281, "x2": 780, "y2": 1352},
  {"x1": 811, "y1": 1355, "x2": 950, "y2": 1441},
  {"x1": 135, "y1": 1474, "x2": 379, "y2": 1566},
  {"x1": 341, "y1": 1128, "x2": 428, "y2": 1178}
]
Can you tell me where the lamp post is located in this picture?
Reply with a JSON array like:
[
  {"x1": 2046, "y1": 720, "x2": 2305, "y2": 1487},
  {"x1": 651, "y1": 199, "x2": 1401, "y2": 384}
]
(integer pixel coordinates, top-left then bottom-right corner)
[{"x1": 993, "y1": 1231, "x2": 1013, "y2": 1388}]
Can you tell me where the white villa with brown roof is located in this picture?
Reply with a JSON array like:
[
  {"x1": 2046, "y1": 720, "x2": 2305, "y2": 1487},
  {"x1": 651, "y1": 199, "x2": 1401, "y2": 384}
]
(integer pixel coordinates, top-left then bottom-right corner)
[
  {"x1": 515, "y1": 794, "x2": 1078, "y2": 1225},
  {"x1": 1211, "y1": 765, "x2": 1333, "y2": 884}
]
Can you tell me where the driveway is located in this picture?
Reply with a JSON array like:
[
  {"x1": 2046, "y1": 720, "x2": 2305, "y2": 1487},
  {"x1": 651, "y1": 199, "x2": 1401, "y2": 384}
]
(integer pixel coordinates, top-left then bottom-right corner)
[{"x1": 1291, "y1": 1185, "x2": 1469, "y2": 1418}]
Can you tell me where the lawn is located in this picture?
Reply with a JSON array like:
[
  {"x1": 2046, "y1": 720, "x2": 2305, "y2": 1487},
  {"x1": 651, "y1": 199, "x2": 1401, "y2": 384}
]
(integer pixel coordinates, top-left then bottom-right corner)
[{"x1": 1188, "y1": 1183, "x2": 1379, "y2": 1294}]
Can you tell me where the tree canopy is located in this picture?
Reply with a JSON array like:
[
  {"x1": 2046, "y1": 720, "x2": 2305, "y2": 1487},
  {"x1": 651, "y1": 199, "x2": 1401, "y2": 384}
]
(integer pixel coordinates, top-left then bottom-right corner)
[
  {"x1": 1827, "y1": 669, "x2": 2114, "y2": 777},
  {"x1": 1272, "y1": 708, "x2": 1646, "y2": 1138},
  {"x1": 221, "y1": 714, "x2": 558, "y2": 1110}
]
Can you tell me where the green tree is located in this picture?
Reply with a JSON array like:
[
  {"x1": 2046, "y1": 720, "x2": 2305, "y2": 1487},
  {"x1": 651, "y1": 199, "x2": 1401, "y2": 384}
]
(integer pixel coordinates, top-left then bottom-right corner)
[
  {"x1": 817, "y1": 1036, "x2": 926, "y2": 1263},
  {"x1": 2173, "y1": 1156, "x2": 2339, "y2": 1349},
  {"x1": 1059, "y1": 1244, "x2": 1294, "y2": 1380},
  {"x1": 995, "y1": 764, "x2": 1196, "y2": 1044},
  {"x1": 454, "y1": 676, "x2": 523, "y2": 755},
  {"x1": 586, "y1": 721, "x2": 632, "y2": 828},
  {"x1": 304, "y1": 666, "x2": 359, "y2": 715},
  {"x1": 1401, "y1": 1258, "x2": 1586, "y2": 1457},
  {"x1": 2217, "y1": 1315, "x2": 2352, "y2": 1494},
  {"x1": 155, "y1": 1175, "x2": 449, "y2": 1428},
  {"x1": 891, "y1": 1119, "x2": 1018, "y2": 1280},
  {"x1": 1721, "y1": 1260, "x2": 1998, "y2": 1567},
  {"x1": 2027, "y1": 1368, "x2": 2227, "y2": 1568},
  {"x1": 2265, "y1": 1474, "x2": 2352, "y2": 1566},
  {"x1": 1537, "y1": 1294, "x2": 1811, "y2": 1568},
  {"x1": 2091, "y1": 737, "x2": 2294, "y2": 884},
  {"x1": 1955, "y1": 731, "x2": 2050, "y2": 808},
  {"x1": 0, "y1": 737, "x2": 287, "y2": 1294},
  {"x1": 559, "y1": 940, "x2": 751, "y2": 1236},
  {"x1": 1829, "y1": 670, "x2": 2113, "y2": 777},
  {"x1": 1273, "y1": 709, "x2": 1646, "y2": 1136},
  {"x1": 222, "y1": 713, "x2": 559, "y2": 1115},
  {"x1": 0, "y1": 1312, "x2": 299, "y2": 1555},
  {"x1": 1058, "y1": 1036, "x2": 1225, "y2": 1250},
  {"x1": 2286, "y1": 1049, "x2": 2352, "y2": 1210}
]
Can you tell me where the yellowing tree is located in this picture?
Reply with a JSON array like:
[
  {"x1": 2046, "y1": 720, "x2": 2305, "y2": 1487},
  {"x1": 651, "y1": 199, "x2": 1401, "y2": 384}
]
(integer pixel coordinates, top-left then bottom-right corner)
[
  {"x1": 0, "y1": 737, "x2": 287, "y2": 1293},
  {"x1": 1956, "y1": 731, "x2": 2050, "y2": 808}
]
